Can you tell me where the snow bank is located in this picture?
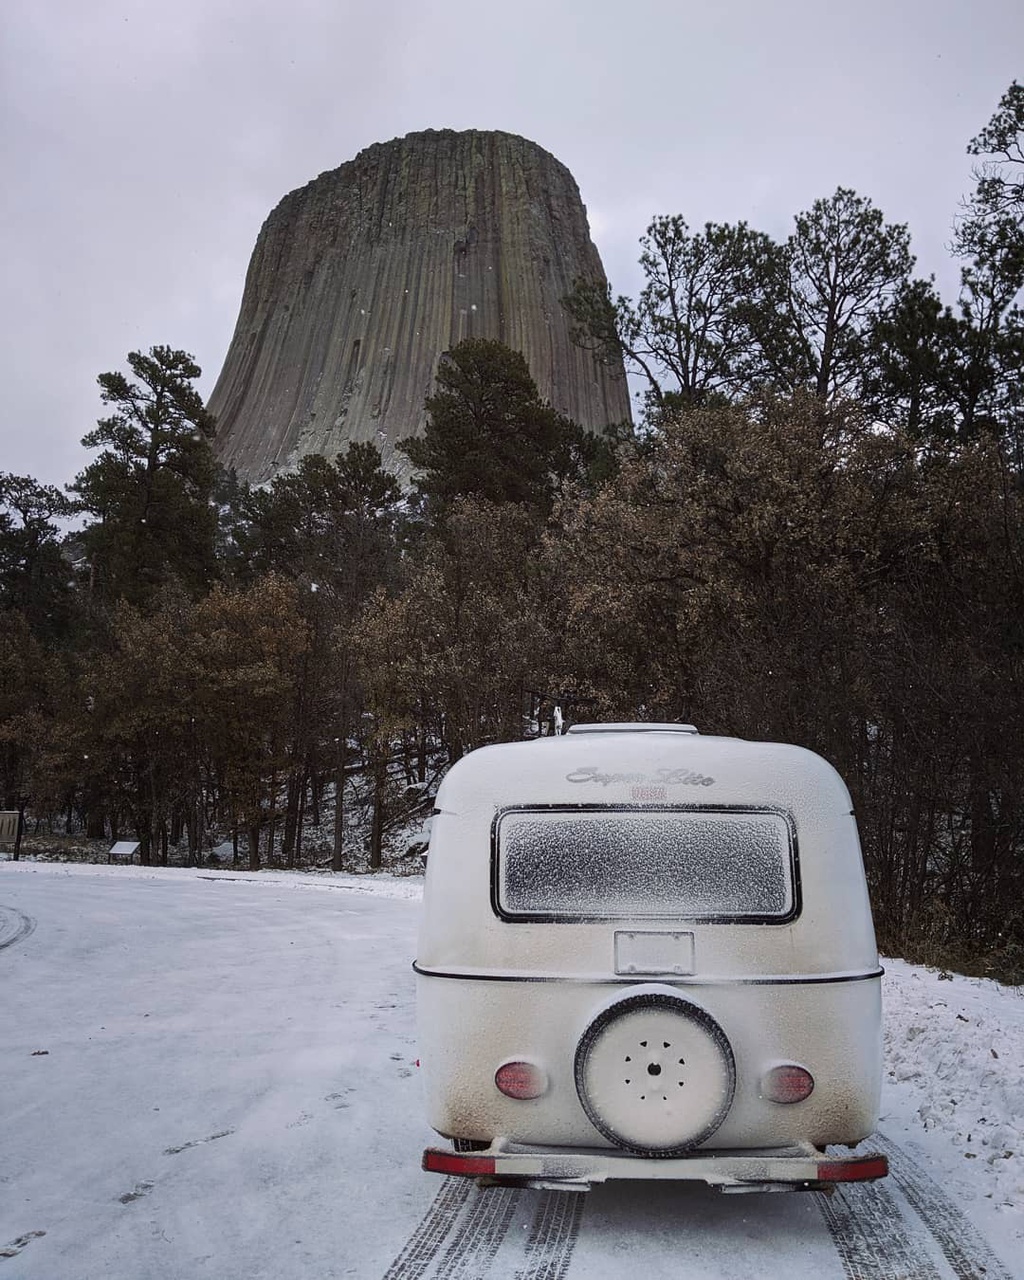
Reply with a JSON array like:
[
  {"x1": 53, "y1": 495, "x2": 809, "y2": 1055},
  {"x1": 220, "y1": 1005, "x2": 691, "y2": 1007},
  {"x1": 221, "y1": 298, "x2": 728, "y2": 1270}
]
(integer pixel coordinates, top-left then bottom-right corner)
[{"x1": 881, "y1": 957, "x2": 1024, "y2": 1217}]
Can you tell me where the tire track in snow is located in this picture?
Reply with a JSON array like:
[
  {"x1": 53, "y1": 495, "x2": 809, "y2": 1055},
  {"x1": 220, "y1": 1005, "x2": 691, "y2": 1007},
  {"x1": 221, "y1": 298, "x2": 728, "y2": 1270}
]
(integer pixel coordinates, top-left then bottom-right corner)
[
  {"x1": 381, "y1": 1178, "x2": 472, "y2": 1279},
  {"x1": 381, "y1": 1178, "x2": 585, "y2": 1279},
  {"x1": 818, "y1": 1179, "x2": 944, "y2": 1280},
  {"x1": 872, "y1": 1132, "x2": 1014, "y2": 1280},
  {"x1": 514, "y1": 1190, "x2": 585, "y2": 1280},
  {"x1": 0, "y1": 904, "x2": 35, "y2": 952},
  {"x1": 432, "y1": 1183, "x2": 518, "y2": 1279}
]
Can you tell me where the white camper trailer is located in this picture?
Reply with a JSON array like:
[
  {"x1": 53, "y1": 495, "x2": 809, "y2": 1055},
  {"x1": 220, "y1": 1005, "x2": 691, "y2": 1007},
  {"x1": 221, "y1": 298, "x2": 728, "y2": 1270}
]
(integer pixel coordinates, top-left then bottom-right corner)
[{"x1": 416, "y1": 724, "x2": 887, "y2": 1192}]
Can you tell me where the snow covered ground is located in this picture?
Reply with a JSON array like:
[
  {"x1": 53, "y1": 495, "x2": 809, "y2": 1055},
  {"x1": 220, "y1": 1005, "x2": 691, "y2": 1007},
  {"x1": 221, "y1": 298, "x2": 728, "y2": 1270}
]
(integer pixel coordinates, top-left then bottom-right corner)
[
  {"x1": 880, "y1": 957, "x2": 1024, "y2": 1218},
  {"x1": 1, "y1": 861, "x2": 1020, "y2": 1278}
]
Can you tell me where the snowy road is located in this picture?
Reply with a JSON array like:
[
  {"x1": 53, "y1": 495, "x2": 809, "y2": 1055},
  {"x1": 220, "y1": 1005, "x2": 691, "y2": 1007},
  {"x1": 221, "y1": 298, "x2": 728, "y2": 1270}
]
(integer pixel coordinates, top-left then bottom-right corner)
[{"x1": 1, "y1": 866, "x2": 1019, "y2": 1279}]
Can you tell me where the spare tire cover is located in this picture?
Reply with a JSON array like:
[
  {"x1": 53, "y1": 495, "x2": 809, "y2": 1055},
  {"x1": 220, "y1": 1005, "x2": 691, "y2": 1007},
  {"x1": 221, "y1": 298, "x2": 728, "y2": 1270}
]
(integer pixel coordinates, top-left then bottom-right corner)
[{"x1": 574, "y1": 992, "x2": 735, "y2": 1155}]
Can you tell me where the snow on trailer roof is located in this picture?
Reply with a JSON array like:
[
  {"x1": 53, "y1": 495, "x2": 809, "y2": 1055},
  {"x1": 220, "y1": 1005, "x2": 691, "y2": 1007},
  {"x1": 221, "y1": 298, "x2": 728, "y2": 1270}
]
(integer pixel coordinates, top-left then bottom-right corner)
[{"x1": 566, "y1": 723, "x2": 699, "y2": 734}]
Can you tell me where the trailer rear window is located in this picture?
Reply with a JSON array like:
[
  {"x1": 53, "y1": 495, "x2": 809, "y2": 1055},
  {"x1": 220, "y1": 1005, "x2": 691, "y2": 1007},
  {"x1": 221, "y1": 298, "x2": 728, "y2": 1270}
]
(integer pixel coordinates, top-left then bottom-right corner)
[{"x1": 493, "y1": 806, "x2": 797, "y2": 922}]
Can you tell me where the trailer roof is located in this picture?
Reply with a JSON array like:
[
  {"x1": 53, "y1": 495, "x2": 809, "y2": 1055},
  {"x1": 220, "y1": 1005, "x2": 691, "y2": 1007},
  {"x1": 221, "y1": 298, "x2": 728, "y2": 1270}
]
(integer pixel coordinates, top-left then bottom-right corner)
[{"x1": 565, "y1": 723, "x2": 699, "y2": 735}]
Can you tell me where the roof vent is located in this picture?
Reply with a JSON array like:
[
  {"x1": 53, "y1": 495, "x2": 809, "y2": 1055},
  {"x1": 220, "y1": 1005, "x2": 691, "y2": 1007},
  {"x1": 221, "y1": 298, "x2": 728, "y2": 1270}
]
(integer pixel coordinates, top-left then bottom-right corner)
[{"x1": 565, "y1": 723, "x2": 699, "y2": 735}]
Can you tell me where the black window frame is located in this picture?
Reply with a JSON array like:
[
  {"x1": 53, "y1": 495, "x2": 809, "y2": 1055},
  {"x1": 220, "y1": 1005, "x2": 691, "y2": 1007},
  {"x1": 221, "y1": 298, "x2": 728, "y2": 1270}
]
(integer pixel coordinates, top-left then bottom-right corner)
[{"x1": 490, "y1": 803, "x2": 802, "y2": 925}]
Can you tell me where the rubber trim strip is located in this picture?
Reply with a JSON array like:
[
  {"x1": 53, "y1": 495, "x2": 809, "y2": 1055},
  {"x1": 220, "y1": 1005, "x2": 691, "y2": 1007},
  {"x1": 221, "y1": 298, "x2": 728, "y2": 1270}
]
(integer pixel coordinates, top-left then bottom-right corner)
[{"x1": 412, "y1": 961, "x2": 884, "y2": 986}]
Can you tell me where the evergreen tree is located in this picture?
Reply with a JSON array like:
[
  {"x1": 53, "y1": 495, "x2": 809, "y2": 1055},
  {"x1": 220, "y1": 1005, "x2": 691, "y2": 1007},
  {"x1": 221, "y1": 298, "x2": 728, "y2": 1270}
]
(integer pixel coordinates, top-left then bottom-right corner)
[
  {"x1": 77, "y1": 592, "x2": 199, "y2": 863},
  {"x1": 190, "y1": 578, "x2": 310, "y2": 870},
  {"x1": 223, "y1": 443, "x2": 402, "y2": 869},
  {"x1": 965, "y1": 80, "x2": 1024, "y2": 222},
  {"x1": 398, "y1": 339, "x2": 594, "y2": 519},
  {"x1": 71, "y1": 346, "x2": 218, "y2": 606},
  {"x1": 754, "y1": 188, "x2": 914, "y2": 402},
  {"x1": 564, "y1": 217, "x2": 783, "y2": 410},
  {"x1": 353, "y1": 497, "x2": 557, "y2": 766},
  {"x1": 0, "y1": 613, "x2": 65, "y2": 856},
  {"x1": 0, "y1": 473, "x2": 76, "y2": 638},
  {"x1": 953, "y1": 83, "x2": 1024, "y2": 460},
  {"x1": 868, "y1": 83, "x2": 1024, "y2": 455},
  {"x1": 566, "y1": 191, "x2": 913, "y2": 423},
  {"x1": 226, "y1": 443, "x2": 400, "y2": 598}
]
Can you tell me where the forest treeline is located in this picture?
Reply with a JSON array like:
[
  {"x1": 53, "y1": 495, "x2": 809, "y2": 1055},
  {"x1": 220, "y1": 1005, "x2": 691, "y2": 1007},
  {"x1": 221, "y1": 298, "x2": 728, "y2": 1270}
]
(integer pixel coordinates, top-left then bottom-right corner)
[{"x1": 2, "y1": 83, "x2": 1022, "y2": 980}]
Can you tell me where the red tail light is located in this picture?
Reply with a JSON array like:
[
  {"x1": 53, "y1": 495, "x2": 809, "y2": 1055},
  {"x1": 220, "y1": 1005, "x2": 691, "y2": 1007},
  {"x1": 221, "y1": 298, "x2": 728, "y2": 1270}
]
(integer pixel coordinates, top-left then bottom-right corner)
[
  {"x1": 422, "y1": 1149, "x2": 496, "y2": 1177},
  {"x1": 761, "y1": 1064, "x2": 815, "y2": 1103},
  {"x1": 816, "y1": 1155, "x2": 889, "y2": 1182},
  {"x1": 494, "y1": 1060, "x2": 547, "y2": 1099}
]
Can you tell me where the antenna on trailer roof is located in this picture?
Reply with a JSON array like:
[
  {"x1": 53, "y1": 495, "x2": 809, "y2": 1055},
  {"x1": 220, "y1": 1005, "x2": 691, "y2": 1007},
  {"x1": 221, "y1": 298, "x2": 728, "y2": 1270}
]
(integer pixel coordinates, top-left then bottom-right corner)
[{"x1": 525, "y1": 690, "x2": 593, "y2": 738}]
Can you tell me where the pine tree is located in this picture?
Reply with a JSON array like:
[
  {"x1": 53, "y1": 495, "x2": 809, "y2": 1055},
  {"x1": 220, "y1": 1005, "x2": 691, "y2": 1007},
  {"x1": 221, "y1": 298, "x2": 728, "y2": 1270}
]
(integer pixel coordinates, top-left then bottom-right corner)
[
  {"x1": 0, "y1": 473, "x2": 76, "y2": 638},
  {"x1": 953, "y1": 83, "x2": 1024, "y2": 459},
  {"x1": 564, "y1": 217, "x2": 783, "y2": 410},
  {"x1": 754, "y1": 188, "x2": 914, "y2": 402},
  {"x1": 71, "y1": 347, "x2": 218, "y2": 606},
  {"x1": 223, "y1": 443, "x2": 402, "y2": 868},
  {"x1": 398, "y1": 339, "x2": 590, "y2": 520}
]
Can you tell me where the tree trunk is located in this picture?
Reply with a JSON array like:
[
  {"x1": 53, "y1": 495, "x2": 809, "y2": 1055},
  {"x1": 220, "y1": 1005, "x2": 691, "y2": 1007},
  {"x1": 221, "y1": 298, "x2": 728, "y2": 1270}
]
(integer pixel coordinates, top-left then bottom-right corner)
[
  {"x1": 295, "y1": 770, "x2": 308, "y2": 867},
  {"x1": 417, "y1": 726, "x2": 427, "y2": 785},
  {"x1": 310, "y1": 760, "x2": 322, "y2": 827},
  {"x1": 186, "y1": 805, "x2": 199, "y2": 867},
  {"x1": 332, "y1": 737, "x2": 346, "y2": 873},
  {"x1": 13, "y1": 802, "x2": 25, "y2": 860},
  {"x1": 369, "y1": 753, "x2": 387, "y2": 870},
  {"x1": 282, "y1": 773, "x2": 300, "y2": 868},
  {"x1": 248, "y1": 823, "x2": 260, "y2": 872},
  {"x1": 267, "y1": 771, "x2": 278, "y2": 866}
]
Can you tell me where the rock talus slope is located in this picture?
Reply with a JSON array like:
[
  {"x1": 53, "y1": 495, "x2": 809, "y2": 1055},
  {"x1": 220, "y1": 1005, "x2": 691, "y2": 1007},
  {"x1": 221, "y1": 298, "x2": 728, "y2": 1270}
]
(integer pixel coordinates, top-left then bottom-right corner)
[{"x1": 209, "y1": 129, "x2": 631, "y2": 484}]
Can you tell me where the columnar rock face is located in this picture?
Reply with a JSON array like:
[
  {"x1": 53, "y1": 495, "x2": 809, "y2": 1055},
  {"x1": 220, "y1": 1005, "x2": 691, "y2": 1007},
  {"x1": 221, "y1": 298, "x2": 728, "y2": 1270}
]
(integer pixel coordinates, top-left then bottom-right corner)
[{"x1": 208, "y1": 129, "x2": 631, "y2": 484}]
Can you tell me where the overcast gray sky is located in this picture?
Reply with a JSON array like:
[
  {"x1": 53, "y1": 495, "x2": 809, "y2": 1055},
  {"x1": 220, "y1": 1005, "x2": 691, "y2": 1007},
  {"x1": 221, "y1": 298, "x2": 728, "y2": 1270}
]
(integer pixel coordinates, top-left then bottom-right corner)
[{"x1": 2, "y1": 0, "x2": 1022, "y2": 487}]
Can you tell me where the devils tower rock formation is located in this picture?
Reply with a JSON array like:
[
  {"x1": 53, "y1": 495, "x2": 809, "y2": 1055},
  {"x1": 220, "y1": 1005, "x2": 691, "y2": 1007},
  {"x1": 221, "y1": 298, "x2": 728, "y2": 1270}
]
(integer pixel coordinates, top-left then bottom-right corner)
[{"x1": 208, "y1": 129, "x2": 631, "y2": 484}]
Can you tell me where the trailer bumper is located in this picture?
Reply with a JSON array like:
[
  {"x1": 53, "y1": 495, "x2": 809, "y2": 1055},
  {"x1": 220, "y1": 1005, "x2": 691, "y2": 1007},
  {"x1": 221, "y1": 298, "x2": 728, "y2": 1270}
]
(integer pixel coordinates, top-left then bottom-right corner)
[{"x1": 422, "y1": 1141, "x2": 888, "y2": 1193}]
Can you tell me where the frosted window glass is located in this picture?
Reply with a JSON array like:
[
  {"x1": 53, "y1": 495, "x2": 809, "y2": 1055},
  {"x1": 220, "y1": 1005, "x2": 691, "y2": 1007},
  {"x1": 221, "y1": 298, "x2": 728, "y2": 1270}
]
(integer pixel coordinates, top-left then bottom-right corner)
[{"x1": 496, "y1": 808, "x2": 794, "y2": 920}]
